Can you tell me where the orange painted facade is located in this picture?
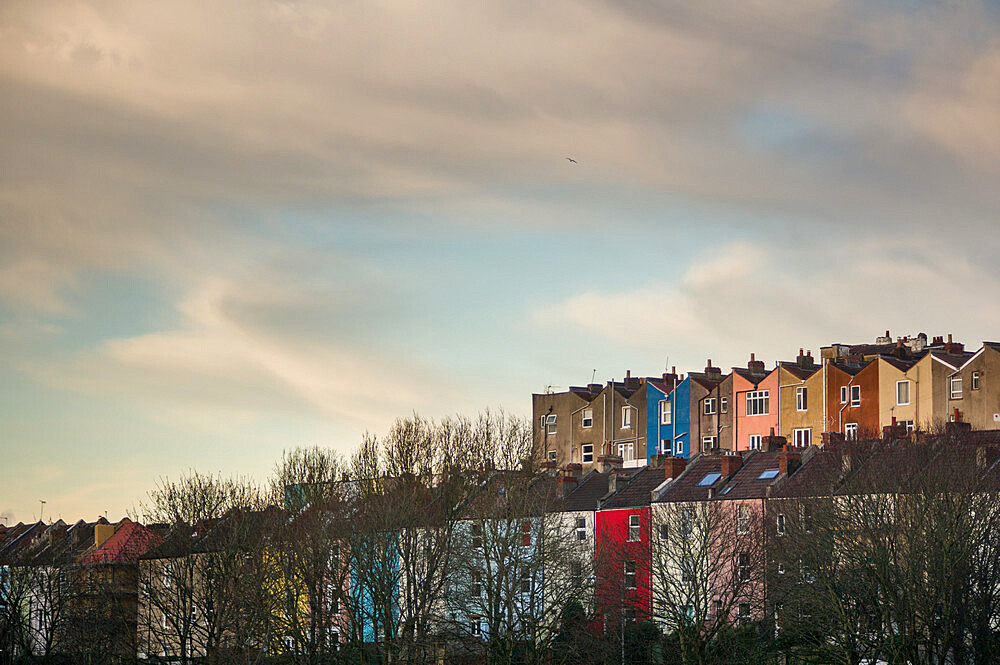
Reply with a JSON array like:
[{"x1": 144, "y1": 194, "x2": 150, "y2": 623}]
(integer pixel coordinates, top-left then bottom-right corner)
[
  {"x1": 733, "y1": 367, "x2": 779, "y2": 451},
  {"x1": 824, "y1": 361, "x2": 880, "y2": 439}
]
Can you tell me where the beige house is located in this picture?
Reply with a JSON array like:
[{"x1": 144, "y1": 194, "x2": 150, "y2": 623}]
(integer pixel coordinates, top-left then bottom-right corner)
[
  {"x1": 947, "y1": 342, "x2": 1000, "y2": 431},
  {"x1": 876, "y1": 350, "x2": 970, "y2": 432}
]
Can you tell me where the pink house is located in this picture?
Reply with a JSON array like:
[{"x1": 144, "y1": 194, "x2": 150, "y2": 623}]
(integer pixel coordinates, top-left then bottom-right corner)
[{"x1": 732, "y1": 355, "x2": 778, "y2": 452}]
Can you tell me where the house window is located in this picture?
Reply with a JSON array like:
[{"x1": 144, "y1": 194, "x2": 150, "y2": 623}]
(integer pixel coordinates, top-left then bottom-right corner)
[
  {"x1": 844, "y1": 423, "x2": 858, "y2": 441},
  {"x1": 621, "y1": 406, "x2": 632, "y2": 429},
  {"x1": 951, "y1": 376, "x2": 963, "y2": 399},
  {"x1": 660, "y1": 439, "x2": 672, "y2": 455},
  {"x1": 738, "y1": 603, "x2": 751, "y2": 625},
  {"x1": 737, "y1": 504, "x2": 750, "y2": 534},
  {"x1": 800, "y1": 506, "x2": 813, "y2": 533},
  {"x1": 674, "y1": 439, "x2": 684, "y2": 456},
  {"x1": 618, "y1": 442, "x2": 634, "y2": 462},
  {"x1": 680, "y1": 508, "x2": 694, "y2": 537},
  {"x1": 901, "y1": 420, "x2": 915, "y2": 433},
  {"x1": 547, "y1": 450, "x2": 557, "y2": 462},
  {"x1": 582, "y1": 444, "x2": 593, "y2": 463},
  {"x1": 746, "y1": 390, "x2": 769, "y2": 416},
  {"x1": 520, "y1": 570, "x2": 531, "y2": 594},
  {"x1": 582, "y1": 408, "x2": 593, "y2": 428},
  {"x1": 571, "y1": 561, "x2": 583, "y2": 585},
  {"x1": 840, "y1": 386, "x2": 848, "y2": 404},
  {"x1": 850, "y1": 385, "x2": 861, "y2": 407},
  {"x1": 628, "y1": 514, "x2": 641, "y2": 542},
  {"x1": 749, "y1": 434, "x2": 762, "y2": 450},
  {"x1": 720, "y1": 396, "x2": 729, "y2": 414},
  {"x1": 777, "y1": 562, "x2": 785, "y2": 575},
  {"x1": 738, "y1": 552, "x2": 751, "y2": 582},
  {"x1": 545, "y1": 414, "x2": 557, "y2": 434},
  {"x1": 659, "y1": 523, "x2": 669, "y2": 539},
  {"x1": 575, "y1": 517, "x2": 587, "y2": 541},
  {"x1": 713, "y1": 600, "x2": 723, "y2": 618},
  {"x1": 704, "y1": 398, "x2": 717, "y2": 415},
  {"x1": 792, "y1": 428, "x2": 811, "y2": 447},
  {"x1": 795, "y1": 387, "x2": 807, "y2": 411},
  {"x1": 521, "y1": 520, "x2": 532, "y2": 547},
  {"x1": 471, "y1": 620, "x2": 481, "y2": 637},
  {"x1": 660, "y1": 401, "x2": 671, "y2": 425},
  {"x1": 896, "y1": 380, "x2": 910, "y2": 406},
  {"x1": 703, "y1": 436, "x2": 717, "y2": 449},
  {"x1": 471, "y1": 570, "x2": 482, "y2": 596},
  {"x1": 471, "y1": 524, "x2": 482, "y2": 549},
  {"x1": 624, "y1": 560, "x2": 637, "y2": 589},
  {"x1": 972, "y1": 372, "x2": 981, "y2": 390},
  {"x1": 776, "y1": 513, "x2": 786, "y2": 535}
]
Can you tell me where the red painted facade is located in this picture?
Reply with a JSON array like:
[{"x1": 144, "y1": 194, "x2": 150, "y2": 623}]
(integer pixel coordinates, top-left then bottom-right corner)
[
  {"x1": 733, "y1": 368, "x2": 779, "y2": 451},
  {"x1": 594, "y1": 507, "x2": 652, "y2": 626}
]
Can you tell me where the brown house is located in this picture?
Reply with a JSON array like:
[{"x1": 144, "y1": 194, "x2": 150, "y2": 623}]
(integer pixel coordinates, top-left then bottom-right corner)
[
  {"x1": 691, "y1": 362, "x2": 733, "y2": 453},
  {"x1": 532, "y1": 372, "x2": 647, "y2": 472}
]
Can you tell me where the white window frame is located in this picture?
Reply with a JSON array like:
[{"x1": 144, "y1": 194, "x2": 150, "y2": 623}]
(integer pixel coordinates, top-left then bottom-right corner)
[
  {"x1": 545, "y1": 413, "x2": 557, "y2": 434},
  {"x1": 795, "y1": 386, "x2": 807, "y2": 412},
  {"x1": 660, "y1": 400, "x2": 671, "y2": 425},
  {"x1": 850, "y1": 385, "x2": 861, "y2": 407},
  {"x1": 660, "y1": 439, "x2": 672, "y2": 455},
  {"x1": 581, "y1": 444, "x2": 593, "y2": 463},
  {"x1": 582, "y1": 408, "x2": 593, "y2": 428},
  {"x1": 720, "y1": 396, "x2": 729, "y2": 414},
  {"x1": 621, "y1": 406, "x2": 632, "y2": 429},
  {"x1": 840, "y1": 386, "x2": 848, "y2": 404},
  {"x1": 704, "y1": 397, "x2": 717, "y2": 415},
  {"x1": 749, "y1": 434, "x2": 762, "y2": 450},
  {"x1": 746, "y1": 390, "x2": 770, "y2": 416},
  {"x1": 972, "y1": 371, "x2": 981, "y2": 390},
  {"x1": 792, "y1": 428, "x2": 811, "y2": 447},
  {"x1": 896, "y1": 380, "x2": 910, "y2": 406},
  {"x1": 737, "y1": 504, "x2": 750, "y2": 534},
  {"x1": 547, "y1": 450, "x2": 557, "y2": 462},
  {"x1": 844, "y1": 422, "x2": 858, "y2": 441},
  {"x1": 628, "y1": 514, "x2": 641, "y2": 542},
  {"x1": 702, "y1": 435, "x2": 717, "y2": 449},
  {"x1": 951, "y1": 376, "x2": 963, "y2": 399},
  {"x1": 617, "y1": 442, "x2": 634, "y2": 462},
  {"x1": 673, "y1": 439, "x2": 684, "y2": 456},
  {"x1": 776, "y1": 513, "x2": 786, "y2": 535},
  {"x1": 575, "y1": 517, "x2": 587, "y2": 541},
  {"x1": 624, "y1": 560, "x2": 637, "y2": 589}
]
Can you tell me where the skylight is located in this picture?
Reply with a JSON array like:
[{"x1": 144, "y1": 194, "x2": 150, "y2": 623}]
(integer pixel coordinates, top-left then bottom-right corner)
[
  {"x1": 758, "y1": 469, "x2": 779, "y2": 479},
  {"x1": 697, "y1": 472, "x2": 722, "y2": 487},
  {"x1": 722, "y1": 484, "x2": 736, "y2": 494}
]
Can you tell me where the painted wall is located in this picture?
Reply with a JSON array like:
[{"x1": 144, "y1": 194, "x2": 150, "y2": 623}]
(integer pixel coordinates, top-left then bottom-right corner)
[
  {"x1": 645, "y1": 382, "x2": 674, "y2": 464},
  {"x1": 595, "y1": 507, "x2": 652, "y2": 625},
  {"x1": 733, "y1": 369, "x2": 778, "y2": 451},
  {"x1": 953, "y1": 346, "x2": 1000, "y2": 430},
  {"x1": 777, "y1": 367, "x2": 824, "y2": 446},
  {"x1": 670, "y1": 380, "x2": 692, "y2": 458},
  {"x1": 824, "y1": 362, "x2": 880, "y2": 438}
]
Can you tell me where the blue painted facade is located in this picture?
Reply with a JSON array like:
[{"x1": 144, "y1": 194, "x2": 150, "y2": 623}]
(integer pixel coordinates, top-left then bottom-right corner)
[
  {"x1": 670, "y1": 379, "x2": 693, "y2": 459},
  {"x1": 350, "y1": 537, "x2": 399, "y2": 643},
  {"x1": 645, "y1": 378, "x2": 693, "y2": 461}
]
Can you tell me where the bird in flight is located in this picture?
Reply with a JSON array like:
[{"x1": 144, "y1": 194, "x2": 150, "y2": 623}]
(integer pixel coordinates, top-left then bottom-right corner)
[{"x1": 566, "y1": 157, "x2": 577, "y2": 163}]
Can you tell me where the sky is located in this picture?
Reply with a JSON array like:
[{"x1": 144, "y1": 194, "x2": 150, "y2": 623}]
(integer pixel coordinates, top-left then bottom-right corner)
[{"x1": 3, "y1": 0, "x2": 1000, "y2": 524}]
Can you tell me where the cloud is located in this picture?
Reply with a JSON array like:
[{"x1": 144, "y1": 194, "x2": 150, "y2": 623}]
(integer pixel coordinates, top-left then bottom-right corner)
[{"x1": 533, "y1": 238, "x2": 1000, "y2": 372}]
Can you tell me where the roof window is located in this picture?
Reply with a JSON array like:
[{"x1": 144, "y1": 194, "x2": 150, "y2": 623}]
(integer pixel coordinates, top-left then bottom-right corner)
[
  {"x1": 758, "y1": 469, "x2": 779, "y2": 480},
  {"x1": 697, "y1": 472, "x2": 722, "y2": 487}
]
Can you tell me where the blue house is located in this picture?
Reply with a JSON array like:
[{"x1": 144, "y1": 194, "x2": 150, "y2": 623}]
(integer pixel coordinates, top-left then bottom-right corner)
[{"x1": 645, "y1": 371, "x2": 688, "y2": 463}]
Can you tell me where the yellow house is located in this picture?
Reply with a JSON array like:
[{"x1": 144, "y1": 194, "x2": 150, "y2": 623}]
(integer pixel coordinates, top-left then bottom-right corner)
[{"x1": 776, "y1": 353, "x2": 823, "y2": 447}]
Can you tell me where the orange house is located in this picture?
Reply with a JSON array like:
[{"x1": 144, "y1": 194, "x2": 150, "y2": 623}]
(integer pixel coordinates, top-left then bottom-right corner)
[
  {"x1": 824, "y1": 359, "x2": 880, "y2": 440},
  {"x1": 732, "y1": 355, "x2": 779, "y2": 452}
]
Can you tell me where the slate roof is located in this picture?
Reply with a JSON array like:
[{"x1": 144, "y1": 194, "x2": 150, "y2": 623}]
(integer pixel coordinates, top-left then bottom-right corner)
[
  {"x1": 731, "y1": 367, "x2": 774, "y2": 384},
  {"x1": 560, "y1": 468, "x2": 640, "y2": 512},
  {"x1": 778, "y1": 362, "x2": 820, "y2": 381},
  {"x1": 601, "y1": 465, "x2": 669, "y2": 509}
]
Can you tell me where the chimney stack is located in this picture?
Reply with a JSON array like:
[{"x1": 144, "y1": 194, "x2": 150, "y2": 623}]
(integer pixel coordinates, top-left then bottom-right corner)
[
  {"x1": 705, "y1": 359, "x2": 722, "y2": 378},
  {"x1": 608, "y1": 471, "x2": 630, "y2": 494},
  {"x1": 796, "y1": 348, "x2": 815, "y2": 369},
  {"x1": 564, "y1": 463, "x2": 582, "y2": 478},
  {"x1": 778, "y1": 451, "x2": 801, "y2": 476},
  {"x1": 557, "y1": 475, "x2": 579, "y2": 498},
  {"x1": 664, "y1": 456, "x2": 687, "y2": 480},
  {"x1": 720, "y1": 454, "x2": 742, "y2": 477},
  {"x1": 748, "y1": 353, "x2": 766, "y2": 375},
  {"x1": 94, "y1": 523, "x2": 115, "y2": 549}
]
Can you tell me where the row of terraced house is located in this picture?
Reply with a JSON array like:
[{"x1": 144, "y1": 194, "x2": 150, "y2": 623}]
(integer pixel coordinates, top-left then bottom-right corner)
[{"x1": 533, "y1": 331, "x2": 1000, "y2": 470}]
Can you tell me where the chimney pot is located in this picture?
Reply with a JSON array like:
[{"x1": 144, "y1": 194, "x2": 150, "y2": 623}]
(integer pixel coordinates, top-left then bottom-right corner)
[
  {"x1": 750, "y1": 353, "x2": 756, "y2": 362},
  {"x1": 707, "y1": 359, "x2": 713, "y2": 368},
  {"x1": 948, "y1": 333, "x2": 953, "y2": 343}
]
